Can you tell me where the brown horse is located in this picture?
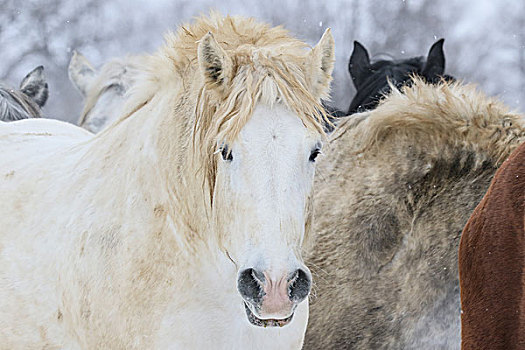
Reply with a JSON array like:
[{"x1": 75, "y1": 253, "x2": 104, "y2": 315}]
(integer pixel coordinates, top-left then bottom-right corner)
[
  {"x1": 305, "y1": 78, "x2": 525, "y2": 349},
  {"x1": 459, "y1": 142, "x2": 525, "y2": 350}
]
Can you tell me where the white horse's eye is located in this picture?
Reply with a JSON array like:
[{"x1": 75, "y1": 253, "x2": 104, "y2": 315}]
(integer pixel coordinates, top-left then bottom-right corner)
[
  {"x1": 309, "y1": 148, "x2": 321, "y2": 162},
  {"x1": 221, "y1": 145, "x2": 233, "y2": 161}
]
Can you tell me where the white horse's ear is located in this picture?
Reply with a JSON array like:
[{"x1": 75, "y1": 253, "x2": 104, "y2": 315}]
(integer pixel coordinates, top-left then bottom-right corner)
[
  {"x1": 198, "y1": 32, "x2": 232, "y2": 91},
  {"x1": 68, "y1": 50, "x2": 96, "y2": 97},
  {"x1": 306, "y1": 28, "x2": 335, "y2": 100},
  {"x1": 20, "y1": 65, "x2": 49, "y2": 108}
]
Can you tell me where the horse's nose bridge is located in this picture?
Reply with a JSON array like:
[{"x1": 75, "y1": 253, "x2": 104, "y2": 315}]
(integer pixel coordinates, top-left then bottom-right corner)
[
  {"x1": 259, "y1": 244, "x2": 305, "y2": 276},
  {"x1": 250, "y1": 164, "x2": 306, "y2": 221}
]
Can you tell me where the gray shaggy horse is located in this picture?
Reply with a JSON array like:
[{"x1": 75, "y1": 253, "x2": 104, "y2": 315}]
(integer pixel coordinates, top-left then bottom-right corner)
[
  {"x1": 305, "y1": 78, "x2": 525, "y2": 349},
  {"x1": 0, "y1": 66, "x2": 48, "y2": 121}
]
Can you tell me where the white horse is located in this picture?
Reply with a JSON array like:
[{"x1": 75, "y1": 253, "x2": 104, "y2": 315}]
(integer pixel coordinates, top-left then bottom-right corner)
[
  {"x1": 0, "y1": 14, "x2": 334, "y2": 349},
  {"x1": 68, "y1": 51, "x2": 143, "y2": 133}
]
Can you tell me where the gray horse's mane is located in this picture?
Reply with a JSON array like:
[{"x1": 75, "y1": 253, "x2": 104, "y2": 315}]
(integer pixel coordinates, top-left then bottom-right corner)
[
  {"x1": 0, "y1": 84, "x2": 42, "y2": 121},
  {"x1": 338, "y1": 78, "x2": 525, "y2": 167}
]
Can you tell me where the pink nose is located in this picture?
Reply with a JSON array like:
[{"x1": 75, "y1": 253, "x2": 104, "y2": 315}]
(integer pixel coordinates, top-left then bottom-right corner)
[
  {"x1": 237, "y1": 268, "x2": 311, "y2": 317},
  {"x1": 261, "y1": 273, "x2": 293, "y2": 317}
]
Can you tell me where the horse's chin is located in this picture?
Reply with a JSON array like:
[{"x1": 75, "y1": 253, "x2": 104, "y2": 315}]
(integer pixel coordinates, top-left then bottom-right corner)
[{"x1": 243, "y1": 302, "x2": 294, "y2": 328}]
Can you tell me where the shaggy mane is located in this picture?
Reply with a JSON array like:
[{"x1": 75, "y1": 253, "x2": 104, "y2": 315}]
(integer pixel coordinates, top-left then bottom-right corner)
[
  {"x1": 336, "y1": 78, "x2": 525, "y2": 167},
  {"x1": 163, "y1": 12, "x2": 328, "y2": 135},
  {"x1": 122, "y1": 13, "x2": 329, "y2": 201}
]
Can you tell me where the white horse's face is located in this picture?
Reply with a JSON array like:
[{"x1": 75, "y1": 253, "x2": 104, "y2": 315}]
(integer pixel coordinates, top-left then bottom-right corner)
[{"x1": 214, "y1": 103, "x2": 321, "y2": 328}]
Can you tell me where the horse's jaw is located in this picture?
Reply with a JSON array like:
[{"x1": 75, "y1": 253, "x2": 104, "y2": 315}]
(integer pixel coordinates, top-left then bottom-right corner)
[{"x1": 243, "y1": 301, "x2": 295, "y2": 328}]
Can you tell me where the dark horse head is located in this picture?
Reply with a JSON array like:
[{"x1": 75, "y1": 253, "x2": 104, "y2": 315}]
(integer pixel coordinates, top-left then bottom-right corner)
[
  {"x1": 0, "y1": 66, "x2": 48, "y2": 121},
  {"x1": 347, "y1": 38, "x2": 452, "y2": 114}
]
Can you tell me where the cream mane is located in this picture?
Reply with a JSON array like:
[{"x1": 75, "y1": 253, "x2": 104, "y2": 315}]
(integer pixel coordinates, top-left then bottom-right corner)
[
  {"x1": 115, "y1": 13, "x2": 332, "y2": 201},
  {"x1": 335, "y1": 78, "x2": 525, "y2": 167}
]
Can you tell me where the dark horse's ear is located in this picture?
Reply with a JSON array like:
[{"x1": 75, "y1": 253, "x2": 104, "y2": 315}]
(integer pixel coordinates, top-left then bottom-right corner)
[
  {"x1": 349, "y1": 41, "x2": 371, "y2": 90},
  {"x1": 20, "y1": 65, "x2": 48, "y2": 108},
  {"x1": 422, "y1": 38, "x2": 445, "y2": 81}
]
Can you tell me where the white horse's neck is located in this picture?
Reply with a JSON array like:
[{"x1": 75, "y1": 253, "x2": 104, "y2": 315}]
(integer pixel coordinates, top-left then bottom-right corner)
[
  {"x1": 81, "y1": 66, "x2": 218, "y2": 260},
  {"x1": 63, "y1": 85, "x2": 243, "y2": 346}
]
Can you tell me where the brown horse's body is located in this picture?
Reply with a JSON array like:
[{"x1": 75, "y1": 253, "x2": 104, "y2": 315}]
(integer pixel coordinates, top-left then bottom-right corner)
[
  {"x1": 305, "y1": 79, "x2": 525, "y2": 349},
  {"x1": 459, "y1": 142, "x2": 525, "y2": 350}
]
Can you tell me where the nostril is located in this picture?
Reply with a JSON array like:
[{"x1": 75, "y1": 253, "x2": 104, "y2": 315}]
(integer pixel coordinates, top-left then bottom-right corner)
[
  {"x1": 237, "y1": 268, "x2": 265, "y2": 304},
  {"x1": 288, "y1": 269, "x2": 311, "y2": 302}
]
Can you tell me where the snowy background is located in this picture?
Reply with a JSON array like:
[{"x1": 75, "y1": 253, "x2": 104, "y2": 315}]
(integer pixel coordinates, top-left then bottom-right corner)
[{"x1": 1, "y1": 0, "x2": 524, "y2": 123}]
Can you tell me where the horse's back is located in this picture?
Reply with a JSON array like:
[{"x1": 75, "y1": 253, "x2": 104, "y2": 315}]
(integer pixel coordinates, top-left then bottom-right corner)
[
  {"x1": 0, "y1": 118, "x2": 92, "y2": 142},
  {"x1": 459, "y1": 141, "x2": 525, "y2": 350},
  {"x1": 0, "y1": 118, "x2": 92, "y2": 169},
  {"x1": 0, "y1": 117, "x2": 93, "y2": 231}
]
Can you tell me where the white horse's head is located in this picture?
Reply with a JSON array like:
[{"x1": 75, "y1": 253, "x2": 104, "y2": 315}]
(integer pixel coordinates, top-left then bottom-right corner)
[
  {"x1": 195, "y1": 29, "x2": 335, "y2": 327},
  {"x1": 68, "y1": 51, "x2": 139, "y2": 133},
  {"x1": 218, "y1": 104, "x2": 321, "y2": 327}
]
